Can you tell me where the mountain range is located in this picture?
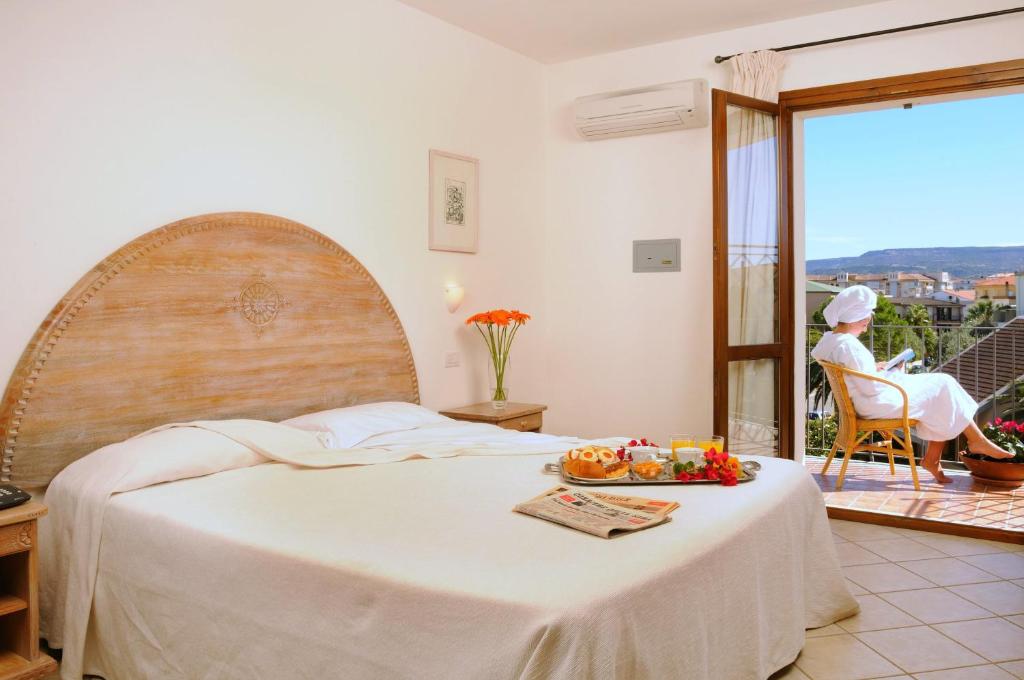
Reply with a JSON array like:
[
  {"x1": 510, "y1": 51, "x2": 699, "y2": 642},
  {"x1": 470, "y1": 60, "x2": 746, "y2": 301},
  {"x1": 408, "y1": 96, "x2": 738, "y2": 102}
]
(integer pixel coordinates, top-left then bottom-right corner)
[{"x1": 806, "y1": 246, "x2": 1024, "y2": 278}]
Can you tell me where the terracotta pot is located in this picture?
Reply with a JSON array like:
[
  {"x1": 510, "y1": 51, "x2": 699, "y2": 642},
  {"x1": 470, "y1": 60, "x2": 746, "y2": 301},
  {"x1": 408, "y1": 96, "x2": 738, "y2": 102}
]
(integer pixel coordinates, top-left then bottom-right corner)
[{"x1": 960, "y1": 454, "x2": 1024, "y2": 488}]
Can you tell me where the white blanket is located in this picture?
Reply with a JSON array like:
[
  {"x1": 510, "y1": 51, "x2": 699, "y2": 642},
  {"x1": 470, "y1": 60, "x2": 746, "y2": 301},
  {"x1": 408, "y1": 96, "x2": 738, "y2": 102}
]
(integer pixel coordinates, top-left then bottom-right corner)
[
  {"x1": 42, "y1": 420, "x2": 856, "y2": 680},
  {"x1": 42, "y1": 419, "x2": 591, "y2": 679}
]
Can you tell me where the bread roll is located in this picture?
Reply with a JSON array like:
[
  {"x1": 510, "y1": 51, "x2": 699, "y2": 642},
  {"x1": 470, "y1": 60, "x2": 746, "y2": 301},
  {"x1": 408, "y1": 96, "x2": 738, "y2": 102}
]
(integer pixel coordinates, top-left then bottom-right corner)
[{"x1": 564, "y1": 458, "x2": 606, "y2": 479}]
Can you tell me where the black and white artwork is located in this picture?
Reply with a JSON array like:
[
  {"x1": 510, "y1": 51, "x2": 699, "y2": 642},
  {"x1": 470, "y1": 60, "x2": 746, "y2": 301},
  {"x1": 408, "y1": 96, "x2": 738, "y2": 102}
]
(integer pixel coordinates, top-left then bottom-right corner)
[
  {"x1": 429, "y1": 150, "x2": 478, "y2": 253},
  {"x1": 445, "y1": 179, "x2": 466, "y2": 226}
]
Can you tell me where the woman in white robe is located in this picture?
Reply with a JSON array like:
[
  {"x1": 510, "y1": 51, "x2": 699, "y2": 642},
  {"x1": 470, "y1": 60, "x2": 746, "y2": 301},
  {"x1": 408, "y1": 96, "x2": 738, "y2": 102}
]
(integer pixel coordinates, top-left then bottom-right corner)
[{"x1": 811, "y1": 285, "x2": 1012, "y2": 483}]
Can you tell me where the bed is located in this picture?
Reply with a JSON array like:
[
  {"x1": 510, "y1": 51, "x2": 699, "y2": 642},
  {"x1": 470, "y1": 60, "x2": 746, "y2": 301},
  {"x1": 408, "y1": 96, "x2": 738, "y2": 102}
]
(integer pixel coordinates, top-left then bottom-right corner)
[{"x1": 0, "y1": 213, "x2": 857, "y2": 680}]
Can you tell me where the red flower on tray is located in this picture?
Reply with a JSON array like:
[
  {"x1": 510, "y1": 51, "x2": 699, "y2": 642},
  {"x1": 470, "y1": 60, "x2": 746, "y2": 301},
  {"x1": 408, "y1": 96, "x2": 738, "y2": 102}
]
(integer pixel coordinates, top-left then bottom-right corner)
[{"x1": 674, "y1": 448, "x2": 742, "y2": 486}]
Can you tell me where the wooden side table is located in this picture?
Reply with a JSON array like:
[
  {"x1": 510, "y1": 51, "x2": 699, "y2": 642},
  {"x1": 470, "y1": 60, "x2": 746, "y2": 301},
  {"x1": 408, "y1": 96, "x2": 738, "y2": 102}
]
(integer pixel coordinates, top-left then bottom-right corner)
[
  {"x1": 439, "y1": 402, "x2": 547, "y2": 433},
  {"x1": 0, "y1": 501, "x2": 56, "y2": 680}
]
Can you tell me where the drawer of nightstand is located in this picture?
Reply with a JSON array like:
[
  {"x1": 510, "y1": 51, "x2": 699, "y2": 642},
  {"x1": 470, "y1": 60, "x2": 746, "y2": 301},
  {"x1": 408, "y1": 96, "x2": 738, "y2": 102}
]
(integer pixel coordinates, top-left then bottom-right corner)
[
  {"x1": 498, "y1": 412, "x2": 542, "y2": 432},
  {"x1": 0, "y1": 521, "x2": 32, "y2": 557}
]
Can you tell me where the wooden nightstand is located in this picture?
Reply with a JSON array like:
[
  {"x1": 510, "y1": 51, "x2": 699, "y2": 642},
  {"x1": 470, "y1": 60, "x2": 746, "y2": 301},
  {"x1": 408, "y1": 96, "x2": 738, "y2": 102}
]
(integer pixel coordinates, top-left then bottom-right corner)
[
  {"x1": 0, "y1": 501, "x2": 56, "y2": 680},
  {"x1": 439, "y1": 402, "x2": 547, "y2": 433}
]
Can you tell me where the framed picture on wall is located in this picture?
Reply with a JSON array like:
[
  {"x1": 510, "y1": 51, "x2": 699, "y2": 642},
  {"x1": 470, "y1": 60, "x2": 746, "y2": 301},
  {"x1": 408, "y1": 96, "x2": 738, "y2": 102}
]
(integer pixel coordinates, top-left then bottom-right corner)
[{"x1": 429, "y1": 149, "x2": 479, "y2": 253}]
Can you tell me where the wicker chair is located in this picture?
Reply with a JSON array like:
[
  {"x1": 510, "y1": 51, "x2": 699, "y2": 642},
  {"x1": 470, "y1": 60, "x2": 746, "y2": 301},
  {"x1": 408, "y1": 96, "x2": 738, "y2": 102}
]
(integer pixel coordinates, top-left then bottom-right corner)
[{"x1": 815, "y1": 359, "x2": 921, "y2": 491}]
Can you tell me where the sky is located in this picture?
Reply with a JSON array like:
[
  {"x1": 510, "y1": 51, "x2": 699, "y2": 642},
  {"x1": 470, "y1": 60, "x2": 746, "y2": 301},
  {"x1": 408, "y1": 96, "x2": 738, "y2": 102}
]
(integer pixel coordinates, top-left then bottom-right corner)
[{"x1": 804, "y1": 91, "x2": 1024, "y2": 262}]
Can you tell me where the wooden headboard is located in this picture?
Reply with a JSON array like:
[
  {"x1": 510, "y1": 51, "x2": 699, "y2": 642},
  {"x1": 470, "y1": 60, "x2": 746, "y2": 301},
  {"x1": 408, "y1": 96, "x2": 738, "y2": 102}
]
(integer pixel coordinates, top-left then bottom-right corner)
[{"x1": 0, "y1": 212, "x2": 419, "y2": 486}]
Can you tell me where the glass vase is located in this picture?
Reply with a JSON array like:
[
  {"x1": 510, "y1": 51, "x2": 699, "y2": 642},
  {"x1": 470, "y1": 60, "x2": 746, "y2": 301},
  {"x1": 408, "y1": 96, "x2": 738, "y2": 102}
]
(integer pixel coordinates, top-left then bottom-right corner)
[{"x1": 487, "y1": 350, "x2": 510, "y2": 410}]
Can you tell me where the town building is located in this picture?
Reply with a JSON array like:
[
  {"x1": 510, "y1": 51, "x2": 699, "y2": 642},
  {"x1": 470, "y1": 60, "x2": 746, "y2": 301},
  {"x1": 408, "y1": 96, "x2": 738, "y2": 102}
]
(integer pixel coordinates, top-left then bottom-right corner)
[
  {"x1": 975, "y1": 274, "x2": 1018, "y2": 308},
  {"x1": 806, "y1": 280, "x2": 842, "y2": 321},
  {"x1": 888, "y1": 296, "x2": 965, "y2": 326},
  {"x1": 931, "y1": 288, "x2": 975, "y2": 311},
  {"x1": 807, "y1": 271, "x2": 947, "y2": 298}
]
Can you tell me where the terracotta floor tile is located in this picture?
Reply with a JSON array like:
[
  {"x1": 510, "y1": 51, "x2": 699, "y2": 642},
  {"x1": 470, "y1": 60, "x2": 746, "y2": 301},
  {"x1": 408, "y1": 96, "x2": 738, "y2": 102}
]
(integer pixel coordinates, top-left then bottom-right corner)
[
  {"x1": 960, "y1": 553, "x2": 1024, "y2": 580},
  {"x1": 878, "y1": 587, "x2": 992, "y2": 624},
  {"x1": 768, "y1": 663, "x2": 811, "y2": 680},
  {"x1": 855, "y1": 538, "x2": 947, "y2": 561},
  {"x1": 855, "y1": 625, "x2": 985, "y2": 673},
  {"x1": 835, "y1": 542, "x2": 889, "y2": 567},
  {"x1": 914, "y1": 666, "x2": 1018, "y2": 679},
  {"x1": 897, "y1": 558, "x2": 1003, "y2": 587},
  {"x1": 836, "y1": 594, "x2": 920, "y2": 633},
  {"x1": 910, "y1": 534, "x2": 1010, "y2": 557},
  {"x1": 845, "y1": 579, "x2": 869, "y2": 596},
  {"x1": 843, "y1": 563, "x2": 936, "y2": 593},
  {"x1": 949, "y1": 582, "x2": 1024, "y2": 616},
  {"x1": 794, "y1": 634, "x2": 903, "y2": 680},
  {"x1": 830, "y1": 520, "x2": 902, "y2": 542},
  {"x1": 933, "y1": 618, "x2": 1024, "y2": 663},
  {"x1": 807, "y1": 458, "x2": 1024, "y2": 535}
]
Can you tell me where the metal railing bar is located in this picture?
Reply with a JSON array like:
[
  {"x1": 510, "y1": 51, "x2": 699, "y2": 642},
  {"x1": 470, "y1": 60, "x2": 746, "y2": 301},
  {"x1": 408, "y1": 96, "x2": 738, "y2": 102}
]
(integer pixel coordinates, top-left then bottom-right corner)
[{"x1": 804, "y1": 322, "x2": 1007, "y2": 464}]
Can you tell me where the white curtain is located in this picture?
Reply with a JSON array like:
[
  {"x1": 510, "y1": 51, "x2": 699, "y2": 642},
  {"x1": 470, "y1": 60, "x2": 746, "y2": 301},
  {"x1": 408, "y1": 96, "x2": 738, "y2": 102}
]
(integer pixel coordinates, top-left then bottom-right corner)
[
  {"x1": 725, "y1": 50, "x2": 786, "y2": 455},
  {"x1": 729, "y1": 50, "x2": 787, "y2": 102}
]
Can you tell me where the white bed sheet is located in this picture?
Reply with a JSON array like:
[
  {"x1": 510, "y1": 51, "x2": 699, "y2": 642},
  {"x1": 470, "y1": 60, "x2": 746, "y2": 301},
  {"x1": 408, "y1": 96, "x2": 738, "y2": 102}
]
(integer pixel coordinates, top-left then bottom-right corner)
[{"x1": 61, "y1": 425, "x2": 856, "y2": 680}]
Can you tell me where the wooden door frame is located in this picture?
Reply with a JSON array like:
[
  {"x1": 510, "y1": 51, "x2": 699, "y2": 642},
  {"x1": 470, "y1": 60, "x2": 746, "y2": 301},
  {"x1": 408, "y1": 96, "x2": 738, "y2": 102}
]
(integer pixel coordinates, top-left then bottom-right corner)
[
  {"x1": 711, "y1": 90, "x2": 794, "y2": 460},
  {"x1": 778, "y1": 57, "x2": 1024, "y2": 441},
  {"x1": 777, "y1": 58, "x2": 1024, "y2": 542},
  {"x1": 778, "y1": 58, "x2": 1024, "y2": 112},
  {"x1": 713, "y1": 59, "x2": 1024, "y2": 463}
]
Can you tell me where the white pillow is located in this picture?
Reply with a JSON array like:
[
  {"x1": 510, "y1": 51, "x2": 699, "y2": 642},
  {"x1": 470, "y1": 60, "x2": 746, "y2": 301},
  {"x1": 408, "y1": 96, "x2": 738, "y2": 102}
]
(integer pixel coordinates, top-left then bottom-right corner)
[
  {"x1": 282, "y1": 401, "x2": 451, "y2": 448},
  {"x1": 48, "y1": 426, "x2": 267, "y2": 497}
]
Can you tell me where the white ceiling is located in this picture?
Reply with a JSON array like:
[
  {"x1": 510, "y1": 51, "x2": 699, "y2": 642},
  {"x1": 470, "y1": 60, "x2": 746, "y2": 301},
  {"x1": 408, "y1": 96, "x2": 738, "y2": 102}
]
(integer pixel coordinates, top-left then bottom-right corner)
[{"x1": 396, "y1": 0, "x2": 886, "y2": 64}]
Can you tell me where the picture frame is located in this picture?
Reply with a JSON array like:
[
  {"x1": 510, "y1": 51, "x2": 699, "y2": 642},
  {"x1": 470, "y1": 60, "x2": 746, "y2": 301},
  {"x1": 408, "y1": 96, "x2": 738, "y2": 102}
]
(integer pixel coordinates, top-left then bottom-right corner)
[{"x1": 429, "y1": 149, "x2": 479, "y2": 253}]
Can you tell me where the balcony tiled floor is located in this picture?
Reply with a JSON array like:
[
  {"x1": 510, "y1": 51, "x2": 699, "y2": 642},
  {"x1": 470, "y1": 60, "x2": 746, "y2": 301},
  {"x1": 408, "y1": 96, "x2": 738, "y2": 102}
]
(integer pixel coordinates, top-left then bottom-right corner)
[{"x1": 805, "y1": 457, "x2": 1024, "y2": 533}]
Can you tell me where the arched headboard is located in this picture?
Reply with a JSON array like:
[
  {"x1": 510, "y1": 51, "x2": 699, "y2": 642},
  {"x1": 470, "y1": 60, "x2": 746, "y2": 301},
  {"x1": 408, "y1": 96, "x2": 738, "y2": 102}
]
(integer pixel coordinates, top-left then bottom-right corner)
[{"x1": 0, "y1": 212, "x2": 419, "y2": 486}]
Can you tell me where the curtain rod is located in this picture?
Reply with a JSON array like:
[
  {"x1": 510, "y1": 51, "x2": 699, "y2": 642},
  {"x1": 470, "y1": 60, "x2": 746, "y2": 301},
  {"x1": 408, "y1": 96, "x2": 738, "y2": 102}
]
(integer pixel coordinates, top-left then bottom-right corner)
[{"x1": 714, "y1": 6, "x2": 1024, "y2": 63}]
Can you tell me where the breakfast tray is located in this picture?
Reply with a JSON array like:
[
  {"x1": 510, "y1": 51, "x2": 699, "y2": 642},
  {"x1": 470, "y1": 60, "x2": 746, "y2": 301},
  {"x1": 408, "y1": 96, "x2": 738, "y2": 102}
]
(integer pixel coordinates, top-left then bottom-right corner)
[{"x1": 543, "y1": 459, "x2": 760, "y2": 486}]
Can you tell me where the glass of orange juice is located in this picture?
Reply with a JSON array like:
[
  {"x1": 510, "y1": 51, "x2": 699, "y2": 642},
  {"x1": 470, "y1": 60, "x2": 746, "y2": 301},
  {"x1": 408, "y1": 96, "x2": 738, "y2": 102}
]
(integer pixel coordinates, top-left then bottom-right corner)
[
  {"x1": 698, "y1": 435, "x2": 725, "y2": 454},
  {"x1": 670, "y1": 434, "x2": 696, "y2": 461}
]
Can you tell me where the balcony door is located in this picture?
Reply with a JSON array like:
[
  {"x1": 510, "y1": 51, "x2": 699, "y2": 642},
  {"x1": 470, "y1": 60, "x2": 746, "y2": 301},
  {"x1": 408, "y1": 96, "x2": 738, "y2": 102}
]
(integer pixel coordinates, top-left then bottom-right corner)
[{"x1": 712, "y1": 89, "x2": 793, "y2": 458}]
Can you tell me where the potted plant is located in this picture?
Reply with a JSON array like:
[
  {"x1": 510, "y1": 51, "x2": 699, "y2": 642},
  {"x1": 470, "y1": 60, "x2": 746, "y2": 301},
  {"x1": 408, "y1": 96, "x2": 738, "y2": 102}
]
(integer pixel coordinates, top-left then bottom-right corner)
[{"x1": 960, "y1": 418, "x2": 1024, "y2": 488}]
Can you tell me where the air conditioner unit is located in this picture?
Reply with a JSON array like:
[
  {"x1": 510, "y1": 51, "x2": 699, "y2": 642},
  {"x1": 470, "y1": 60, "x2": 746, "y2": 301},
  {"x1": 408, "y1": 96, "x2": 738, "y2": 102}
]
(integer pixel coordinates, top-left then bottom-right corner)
[{"x1": 573, "y1": 79, "x2": 709, "y2": 140}]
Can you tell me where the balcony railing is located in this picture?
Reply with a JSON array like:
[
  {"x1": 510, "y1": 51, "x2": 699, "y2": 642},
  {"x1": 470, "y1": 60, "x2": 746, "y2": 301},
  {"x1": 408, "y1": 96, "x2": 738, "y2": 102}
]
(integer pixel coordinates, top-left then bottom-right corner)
[{"x1": 805, "y1": 322, "x2": 1023, "y2": 464}]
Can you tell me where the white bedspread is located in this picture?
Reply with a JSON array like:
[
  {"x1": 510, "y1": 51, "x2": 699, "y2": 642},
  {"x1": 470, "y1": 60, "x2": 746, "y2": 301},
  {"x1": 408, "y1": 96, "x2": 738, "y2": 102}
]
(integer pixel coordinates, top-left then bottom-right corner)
[{"x1": 41, "y1": 420, "x2": 856, "y2": 680}]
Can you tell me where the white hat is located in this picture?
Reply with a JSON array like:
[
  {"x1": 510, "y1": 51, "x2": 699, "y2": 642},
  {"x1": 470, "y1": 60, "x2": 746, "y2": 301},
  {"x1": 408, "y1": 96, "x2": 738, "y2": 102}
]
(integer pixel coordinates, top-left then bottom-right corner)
[{"x1": 823, "y1": 285, "x2": 877, "y2": 328}]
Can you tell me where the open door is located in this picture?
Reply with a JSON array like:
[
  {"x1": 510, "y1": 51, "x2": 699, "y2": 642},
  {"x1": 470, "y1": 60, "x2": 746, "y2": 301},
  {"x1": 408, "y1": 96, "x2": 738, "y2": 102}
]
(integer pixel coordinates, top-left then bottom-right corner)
[{"x1": 711, "y1": 89, "x2": 793, "y2": 458}]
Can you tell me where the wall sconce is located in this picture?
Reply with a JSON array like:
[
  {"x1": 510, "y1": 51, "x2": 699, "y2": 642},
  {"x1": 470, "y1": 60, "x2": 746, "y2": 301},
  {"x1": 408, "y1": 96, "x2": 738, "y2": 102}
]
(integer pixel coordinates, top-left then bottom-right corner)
[{"x1": 444, "y1": 284, "x2": 465, "y2": 313}]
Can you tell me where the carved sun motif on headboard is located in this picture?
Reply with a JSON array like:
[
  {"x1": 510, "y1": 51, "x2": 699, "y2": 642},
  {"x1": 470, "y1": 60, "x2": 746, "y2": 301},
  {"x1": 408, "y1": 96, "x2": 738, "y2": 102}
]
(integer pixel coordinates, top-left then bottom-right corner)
[{"x1": 230, "y1": 273, "x2": 288, "y2": 335}]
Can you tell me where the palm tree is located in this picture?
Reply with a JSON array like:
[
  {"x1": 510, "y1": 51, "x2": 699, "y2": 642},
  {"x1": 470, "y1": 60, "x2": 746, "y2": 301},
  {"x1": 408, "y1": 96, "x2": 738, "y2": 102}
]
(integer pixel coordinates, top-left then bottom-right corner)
[
  {"x1": 903, "y1": 304, "x2": 937, "y2": 364},
  {"x1": 966, "y1": 299, "x2": 1011, "y2": 325},
  {"x1": 966, "y1": 300, "x2": 997, "y2": 326}
]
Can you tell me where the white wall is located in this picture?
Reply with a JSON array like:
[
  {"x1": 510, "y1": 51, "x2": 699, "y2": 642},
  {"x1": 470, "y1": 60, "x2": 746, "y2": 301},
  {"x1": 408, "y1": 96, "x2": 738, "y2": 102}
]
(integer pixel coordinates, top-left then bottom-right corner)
[
  {"x1": 542, "y1": 0, "x2": 1024, "y2": 441},
  {"x1": 3, "y1": 0, "x2": 1022, "y2": 444},
  {"x1": 0, "y1": 0, "x2": 546, "y2": 412}
]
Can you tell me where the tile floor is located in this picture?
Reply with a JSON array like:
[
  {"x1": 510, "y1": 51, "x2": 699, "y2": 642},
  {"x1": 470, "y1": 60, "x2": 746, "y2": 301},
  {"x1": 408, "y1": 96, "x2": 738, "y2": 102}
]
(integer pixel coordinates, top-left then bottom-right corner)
[
  {"x1": 772, "y1": 517, "x2": 1024, "y2": 680},
  {"x1": 805, "y1": 457, "x2": 1024, "y2": 532}
]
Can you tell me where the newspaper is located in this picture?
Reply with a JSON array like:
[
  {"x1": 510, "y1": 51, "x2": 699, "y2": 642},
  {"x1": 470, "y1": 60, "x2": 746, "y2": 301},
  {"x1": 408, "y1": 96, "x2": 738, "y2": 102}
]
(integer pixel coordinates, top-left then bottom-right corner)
[{"x1": 514, "y1": 485, "x2": 677, "y2": 538}]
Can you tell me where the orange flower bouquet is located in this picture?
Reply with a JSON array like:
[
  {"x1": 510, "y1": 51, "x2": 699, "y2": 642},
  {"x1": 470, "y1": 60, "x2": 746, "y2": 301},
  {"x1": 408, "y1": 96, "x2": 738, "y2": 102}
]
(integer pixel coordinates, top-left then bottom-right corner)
[{"x1": 465, "y1": 309, "x2": 530, "y2": 408}]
